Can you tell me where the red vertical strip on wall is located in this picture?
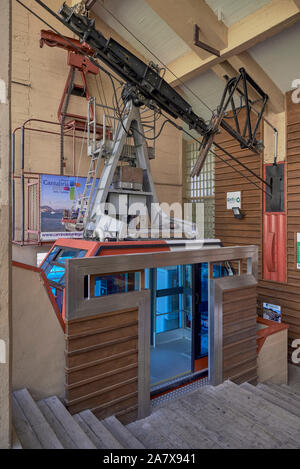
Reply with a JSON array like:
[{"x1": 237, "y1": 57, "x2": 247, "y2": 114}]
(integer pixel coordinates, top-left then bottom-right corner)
[{"x1": 263, "y1": 162, "x2": 287, "y2": 283}]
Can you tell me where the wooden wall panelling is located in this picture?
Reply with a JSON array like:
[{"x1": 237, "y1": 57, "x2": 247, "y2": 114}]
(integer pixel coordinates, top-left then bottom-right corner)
[
  {"x1": 214, "y1": 109, "x2": 263, "y2": 279},
  {"x1": 258, "y1": 91, "x2": 300, "y2": 362},
  {"x1": 214, "y1": 92, "x2": 300, "y2": 364}
]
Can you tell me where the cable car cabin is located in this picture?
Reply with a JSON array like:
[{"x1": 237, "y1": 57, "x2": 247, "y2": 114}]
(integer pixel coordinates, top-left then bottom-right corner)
[{"x1": 40, "y1": 238, "x2": 232, "y2": 390}]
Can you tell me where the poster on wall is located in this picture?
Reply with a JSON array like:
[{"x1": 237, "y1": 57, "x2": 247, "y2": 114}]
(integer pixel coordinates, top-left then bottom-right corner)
[
  {"x1": 263, "y1": 302, "x2": 282, "y2": 323},
  {"x1": 40, "y1": 174, "x2": 97, "y2": 241},
  {"x1": 226, "y1": 191, "x2": 241, "y2": 210},
  {"x1": 297, "y1": 233, "x2": 300, "y2": 270}
]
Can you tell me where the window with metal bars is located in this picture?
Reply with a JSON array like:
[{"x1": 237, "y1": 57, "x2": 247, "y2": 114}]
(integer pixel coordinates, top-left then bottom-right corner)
[{"x1": 183, "y1": 142, "x2": 215, "y2": 239}]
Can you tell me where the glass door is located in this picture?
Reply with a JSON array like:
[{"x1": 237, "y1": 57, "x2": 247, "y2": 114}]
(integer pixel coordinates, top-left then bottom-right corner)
[
  {"x1": 193, "y1": 262, "x2": 230, "y2": 361},
  {"x1": 150, "y1": 265, "x2": 193, "y2": 387}
]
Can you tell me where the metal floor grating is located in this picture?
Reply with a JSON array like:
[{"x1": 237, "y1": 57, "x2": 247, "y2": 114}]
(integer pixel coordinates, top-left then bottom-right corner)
[{"x1": 151, "y1": 376, "x2": 209, "y2": 408}]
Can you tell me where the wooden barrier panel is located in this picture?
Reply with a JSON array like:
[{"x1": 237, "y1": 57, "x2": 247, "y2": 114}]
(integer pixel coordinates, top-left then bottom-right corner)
[
  {"x1": 212, "y1": 274, "x2": 258, "y2": 385},
  {"x1": 64, "y1": 291, "x2": 151, "y2": 424},
  {"x1": 65, "y1": 307, "x2": 139, "y2": 418}
]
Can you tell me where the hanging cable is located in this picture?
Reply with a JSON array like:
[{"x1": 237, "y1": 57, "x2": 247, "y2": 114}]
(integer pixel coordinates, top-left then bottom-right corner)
[
  {"x1": 98, "y1": 2, "x2": 214, "y2": 116},
  {"x1": 20, "y1": 0, "x2": 270, "y2": 196},
  {"x1": 149, "y1": 106, "x2": 272, "y2": 197},
  {"x1": 32, "y1": 0, "x2": 214, "y2": 116}
]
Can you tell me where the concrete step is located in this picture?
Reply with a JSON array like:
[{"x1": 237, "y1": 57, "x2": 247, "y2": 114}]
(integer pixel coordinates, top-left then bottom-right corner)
[
  {"x1": 38, "y1": 396, "x2": 96, "y2": 449},
  {"x1": 171, "y1": 384, "x2": 273, "y2": 449},
  {"x1": 74, "y1": 410, "x2": 123, "y2": 449},
  {"x1": 12, "y1": 389, "x2": 63, "y2": 449},
  {"x1": 129, "y1": 409, "x2": 197, "y2": 450},
  {"x1": 210, "y1": 382, "x2": 297, "y2": 449},
  {"x1": 277, "y1": 383, "x2": 300, "y2": 403},
  {"x1": 226, "y1": 382, "x2": 300, "y2": 448},
  {"x1": 242, "y1": 382, "x2": 300, "y2": 420},
  {"x1": 169, "y1": 397, "x2": 242, "y2": 449},
  {"x1": 189, "y1": 385, "x2": 281, "y2": 449},
  {"x1": 256, "y1": 383, "x2": 300, "y2": 417},
  {"x1": 148, "y1": 405, "x2": 223, "y2": 449},
  {"x1": 203, "y1": 384, "x2": 285, "y2": 449},
  {"x1": 282, "y1": 383, "x2": 300, "y2": 398},
  {"x1": 103, "y1": 415, "x2": 145, "y2": 449},
  {"x1": 127, "y1": 415, "x2": 176, "y2": 449}
]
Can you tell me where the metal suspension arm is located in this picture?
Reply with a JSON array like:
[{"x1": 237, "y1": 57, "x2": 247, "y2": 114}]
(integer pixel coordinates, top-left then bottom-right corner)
[
  {"x1": 33, "y1": 0, "x2": 271, "y2": 191},
  {"x1": 56, "y1": 2, "x2": 209, "y2": 137}
]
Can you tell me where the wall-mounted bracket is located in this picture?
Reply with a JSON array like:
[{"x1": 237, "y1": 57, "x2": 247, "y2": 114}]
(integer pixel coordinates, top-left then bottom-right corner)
[{"x1": 194, "y1": 24, "x2": 220, "y2": 57}]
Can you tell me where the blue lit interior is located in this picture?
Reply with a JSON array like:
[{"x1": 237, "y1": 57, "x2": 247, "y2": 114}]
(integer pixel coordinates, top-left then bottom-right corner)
[
  {"x1": 149, "y1": 262, "x2": 229, "y2": 387},
  {"x1": 41, "y1": 246, "x2": 87, "y2": 313},
  {"x1": 93, "y1": 261, "x2": 229, "y2": 387},
  {"x1": 94, "y1": 272, "x2": 140, "y2": 297}
]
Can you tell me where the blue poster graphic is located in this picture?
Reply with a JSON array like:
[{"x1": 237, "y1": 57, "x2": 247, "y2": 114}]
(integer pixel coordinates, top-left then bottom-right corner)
[
  {"x1": 263, "y1": 302, "x2": 281, "y2": 323},
  {"x1": 40, "y1": 174, "x2": 97, "y2": 241}
]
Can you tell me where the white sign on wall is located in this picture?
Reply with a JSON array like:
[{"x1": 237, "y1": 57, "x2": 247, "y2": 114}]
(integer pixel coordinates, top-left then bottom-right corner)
[{"x1": 227, "y1": 191, "x2": 241, "y2": 210}]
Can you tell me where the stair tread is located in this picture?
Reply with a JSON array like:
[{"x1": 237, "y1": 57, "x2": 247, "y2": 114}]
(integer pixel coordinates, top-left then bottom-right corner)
[
  {"x1": 38, "y1": 396, "x2": 96, "y2": 449},
  {"x1": 127, "y1": 419, "x2": 176, "y2": 449},
  {"x1": 74, "y1": 414, "x2": 107, "y2": 449},
  {"x1": 75, "y1": 410, "x2": 123, "y2": 449},
  {"x1": 183, "y1": 385, "x2": 281, "y2": 449},
  {"x1": 272, "y1": 383, "x2": 300, "y2": 397},
  {"x1": 128, "y1": 410, "x2": 193, "y2": 450},
  {"x1": 103, "y1": 415, "x2": 145, "y2": 449},
  {"x1": 282, "y1": 383, "x2": 300, "y2": 397},
  {"x1": 12, "y1": 396, "x2": 43, "y2": 449},
  {"x1": 225, "y1": 382, "x2": 300, "y2": 448},
  {"x1": 242, "y1": 382, "x2": 300, "y2": 419},
  {"x1": 199, "y1": 385, "x2": 285, "y2": 448},
  {"x1": 205, "y1": 382, "x2": 297, "y2": 448},
  {"x1": 147, "y1": 406, "x2": 223, "y2": 449},
  {"x1": 167, "y1": 387, "x2": 272, "y2": 449},
  {"x1": 257, "y1": 383, "x2": 300, "y2": 416},
  {"x1": 13, "y1": 389, "x2": 63, "y2": 449}
]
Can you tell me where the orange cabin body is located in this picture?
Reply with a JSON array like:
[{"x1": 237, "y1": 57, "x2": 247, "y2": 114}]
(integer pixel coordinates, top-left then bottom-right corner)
[{"x1": 39, "y1": 238, "x2": 170, "y2": 328}]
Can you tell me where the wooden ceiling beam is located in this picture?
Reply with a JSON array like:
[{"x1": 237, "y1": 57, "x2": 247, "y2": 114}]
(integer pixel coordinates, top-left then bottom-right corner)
[
  {"x1": 165, "y1": 0, "x2": 300, "y2": 88},
  {"x1": 144, "y1": 0, "x2": 228, "y2": 59},
  {"x1": 212, "y1": 61, "x2": 238, "y2": 81}
]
